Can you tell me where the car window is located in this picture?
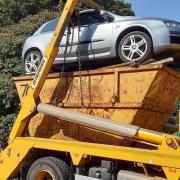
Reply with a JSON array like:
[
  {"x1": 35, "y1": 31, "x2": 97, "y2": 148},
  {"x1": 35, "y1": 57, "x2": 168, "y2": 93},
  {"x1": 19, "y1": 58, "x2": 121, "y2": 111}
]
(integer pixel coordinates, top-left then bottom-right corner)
[
  {"x1": 101, "y1": 12, "x2": 114, "y2": 23},
  {"x1": 80, "y1": 12, "x2": 106, "y2": 26},
  {"x1": 41, "y1": 19, "x2": 58, "y2": 33}
]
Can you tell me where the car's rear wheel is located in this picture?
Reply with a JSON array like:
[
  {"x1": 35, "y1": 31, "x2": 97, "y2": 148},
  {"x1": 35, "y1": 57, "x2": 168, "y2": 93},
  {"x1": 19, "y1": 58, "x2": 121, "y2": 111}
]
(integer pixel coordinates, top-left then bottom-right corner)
[
  {"x1": 118, "y1": 31, "x2": 153, "y2": 63},
  {"x1": 24, "y1": 50, "x2": 42, "y2": 74}
]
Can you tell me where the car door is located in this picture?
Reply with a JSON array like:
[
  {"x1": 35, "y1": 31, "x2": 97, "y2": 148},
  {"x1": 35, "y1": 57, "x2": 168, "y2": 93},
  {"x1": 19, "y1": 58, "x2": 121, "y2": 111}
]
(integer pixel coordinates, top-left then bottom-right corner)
[
  {"x1": 57, "y1": 20, "x2": 92, "y2": 62},
  {"x1": 58, "y1": 11, "x2": 113, "y2": 62},
  {"x1": 57, "y1": 27, "x2": 79, "y2": 62},
  {"x1": 89, "y1": 22, "x2": 113, "y2": 59},
  {"x1": 36, "y1": 18, "x2": 75, "y2": 63},
  {"x1": 62, "y1": 11, "x2": 113, "y2": 62},
  {"x1": 78, "y1": 22, "x2": 94, "y2": 61},
  {"x1": 80, "y1": 12, "x2": 113, "y2": 60}
]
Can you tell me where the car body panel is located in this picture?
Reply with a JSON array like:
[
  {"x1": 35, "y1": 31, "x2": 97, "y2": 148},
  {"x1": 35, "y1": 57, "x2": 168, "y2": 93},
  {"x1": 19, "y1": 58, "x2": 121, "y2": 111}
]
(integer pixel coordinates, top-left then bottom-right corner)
[{"x1": 22, "y1": 9, "x2": 180, "y2": 66}]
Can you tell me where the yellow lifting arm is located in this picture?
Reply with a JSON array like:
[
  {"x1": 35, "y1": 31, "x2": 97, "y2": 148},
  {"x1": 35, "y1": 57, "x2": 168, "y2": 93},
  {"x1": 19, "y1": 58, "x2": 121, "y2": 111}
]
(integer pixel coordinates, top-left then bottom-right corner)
[
  {"x1": 9, "y1": 0, "x2": 103, "y2": 144},
  {"x1": 0, "y1": 136, "x2": 180, "y2": 180},
  {"x1": 9, "y1": 0, "x2": 78, "y2": 143}
]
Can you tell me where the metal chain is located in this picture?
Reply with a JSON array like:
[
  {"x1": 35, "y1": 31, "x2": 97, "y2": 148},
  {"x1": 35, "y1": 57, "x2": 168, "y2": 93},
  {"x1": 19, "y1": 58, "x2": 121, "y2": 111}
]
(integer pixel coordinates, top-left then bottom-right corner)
[
  {"x1": 53, "y1": 12, "x2": 84, "y2": 107},
  {"x1": 53, "y1": 24, "x2": 71, "y2": 106},
  {"x1": 77, "y1": 12, "x2": 84, "y2": 107}
]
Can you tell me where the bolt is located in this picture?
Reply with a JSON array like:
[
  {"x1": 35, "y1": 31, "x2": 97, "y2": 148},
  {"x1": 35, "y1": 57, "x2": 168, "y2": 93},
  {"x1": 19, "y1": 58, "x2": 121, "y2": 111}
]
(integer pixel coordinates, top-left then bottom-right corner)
[
  {"x1": 166, "y1": 138, "x2": 178, "y2": 150},
  {"x1": 30, "y1": 106, "x2": 36, "y2": 113},
  {"x1": 83, "y1": 154, "x2": 88, "y2": 159},
  {"x1": 166, "y1": 138, "x2": 172, "y2": 145},
  {"x1": 6, "y1": 148, "x2": 11, "y2": 157}
]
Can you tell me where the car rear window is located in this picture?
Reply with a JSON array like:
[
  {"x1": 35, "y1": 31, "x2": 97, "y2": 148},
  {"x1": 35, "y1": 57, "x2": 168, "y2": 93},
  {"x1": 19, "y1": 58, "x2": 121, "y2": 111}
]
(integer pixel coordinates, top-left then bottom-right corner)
[{"x1": 41, "y1": 19, "x2": 58, "y2": 33}]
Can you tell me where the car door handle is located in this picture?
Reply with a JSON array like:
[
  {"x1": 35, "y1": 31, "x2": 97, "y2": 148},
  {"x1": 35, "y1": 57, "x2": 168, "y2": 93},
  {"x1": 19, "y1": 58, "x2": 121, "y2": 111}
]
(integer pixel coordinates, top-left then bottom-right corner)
[
  {"x1": 64, "y1": 32, "x2": 71, "y2": 36},
  {"x1": 82, "y1": 25, "x2": 88, "y2": 28}
]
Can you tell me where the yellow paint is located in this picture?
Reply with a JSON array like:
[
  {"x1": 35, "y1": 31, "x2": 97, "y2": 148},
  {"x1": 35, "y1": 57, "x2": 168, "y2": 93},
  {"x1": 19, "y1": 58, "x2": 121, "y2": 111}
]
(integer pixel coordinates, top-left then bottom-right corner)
[
  {"x1": 13, "y1": 64, "x2": 180, "y2": 145},
  {"x1": 137, "y1": 128, "x2": 164, "y2": 145},
  {"x1": 0, "y1": 137, "x2": 180, "y2": 179},
  {"x1": 35, "y1": 171, "x2": 54, "y2": 180},
  {"x1": 9, "y1": 0, "x2": 78, "y2": 143},
  {"x1": 179, "y1": 111, "x2": 180, "y2": 132},
  {"x1": 0, "y1": 0, "x2": 180, "y2": 179}
]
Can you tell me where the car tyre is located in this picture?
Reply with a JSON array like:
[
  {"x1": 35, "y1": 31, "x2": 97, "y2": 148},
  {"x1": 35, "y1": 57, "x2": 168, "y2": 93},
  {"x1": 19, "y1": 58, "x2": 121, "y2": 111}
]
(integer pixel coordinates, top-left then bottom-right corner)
[
  {"x1": 118, "y1": 31, "x2": 153, "y2": 63},
  {"x1": 26, "y1": 156, "x2": 70, "y2": 180},
  {"x1": 24, "y1": 50, "x2": 42, "y2": 74}
]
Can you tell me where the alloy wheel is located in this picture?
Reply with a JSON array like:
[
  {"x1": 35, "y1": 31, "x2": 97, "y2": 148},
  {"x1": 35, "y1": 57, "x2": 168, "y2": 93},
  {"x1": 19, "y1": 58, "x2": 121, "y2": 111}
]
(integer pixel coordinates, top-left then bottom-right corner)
[
  {"x1": 25, "y1": 51, "x2": 42, "y2": 73},
  {"x1": 121, "y1": 34, "x2": 148, "y2": 61}
]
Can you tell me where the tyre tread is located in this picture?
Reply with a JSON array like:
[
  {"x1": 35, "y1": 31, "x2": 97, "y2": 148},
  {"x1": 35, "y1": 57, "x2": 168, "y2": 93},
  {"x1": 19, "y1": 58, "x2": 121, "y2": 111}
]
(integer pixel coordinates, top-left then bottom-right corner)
[
  {"x1": 46, "y1": 156, "x2": 69, "y2": 180},
  {"x1": 26, "y1": 156, "x2": 69, "y2": 180}
]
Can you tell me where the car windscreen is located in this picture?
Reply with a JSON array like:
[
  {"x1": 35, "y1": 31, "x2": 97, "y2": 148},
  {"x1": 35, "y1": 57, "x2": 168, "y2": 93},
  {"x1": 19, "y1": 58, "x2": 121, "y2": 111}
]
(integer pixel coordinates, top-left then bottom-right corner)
[{"x1": 41, "y1": 19, "x2": 59, "y2": 33}]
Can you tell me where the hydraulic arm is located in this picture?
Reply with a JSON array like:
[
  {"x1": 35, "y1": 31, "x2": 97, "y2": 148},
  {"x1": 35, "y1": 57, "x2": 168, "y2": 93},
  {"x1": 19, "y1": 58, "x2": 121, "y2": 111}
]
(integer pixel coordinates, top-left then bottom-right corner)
[{"x1": 9, "y1": 0, "x2": 102, "y2": 144}]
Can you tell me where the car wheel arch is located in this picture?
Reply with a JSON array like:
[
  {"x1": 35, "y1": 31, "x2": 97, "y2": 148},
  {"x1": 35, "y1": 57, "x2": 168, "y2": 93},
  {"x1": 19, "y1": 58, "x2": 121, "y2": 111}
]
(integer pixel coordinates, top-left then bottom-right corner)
[{"x1": 115, "y1": 26, "x2": 154, "y2": 57}]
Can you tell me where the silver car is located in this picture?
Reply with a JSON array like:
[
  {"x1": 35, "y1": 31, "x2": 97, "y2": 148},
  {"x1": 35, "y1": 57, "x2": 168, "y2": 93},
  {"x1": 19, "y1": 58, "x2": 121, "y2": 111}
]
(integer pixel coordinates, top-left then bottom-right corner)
[{"x1": 22, "y1": 9, "x2": 180, "y2": 73}]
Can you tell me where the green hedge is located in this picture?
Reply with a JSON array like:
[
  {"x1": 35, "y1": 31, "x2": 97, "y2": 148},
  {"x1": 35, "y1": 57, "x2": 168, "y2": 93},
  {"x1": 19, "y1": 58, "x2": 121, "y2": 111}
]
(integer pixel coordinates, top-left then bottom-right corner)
[
  {"x1": 0, "y1": 10, "x2": 59, "y2": 149},
  {"x1": 0, "y1": 114, "x2": 16, "y2": 149}
]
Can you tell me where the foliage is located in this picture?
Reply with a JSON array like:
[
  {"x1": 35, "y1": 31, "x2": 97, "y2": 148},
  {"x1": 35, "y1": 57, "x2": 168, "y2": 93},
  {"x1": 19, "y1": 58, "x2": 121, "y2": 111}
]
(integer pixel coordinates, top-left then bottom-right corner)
[
  {"x1": 0, "y1": 114, "x2": 16, "y2": 149},
  {"x1": 59, "y1": 0, "x2": 134, "y2": 16},
  {"x1": 0, "y1": 0, "x2": 60, "y2": 27},
  {"x1": 0, "y1": 74, "x2": 19, "y2": 117},
  {"x1": 168, "y1": 101, "x2": 180, "y2": 125},
  {"x1": 96, "y1": 0, "x2": 134, "y2": 15},
  {"x1": 0, "y1": 10, "x2": 59, "y2": 149}
]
